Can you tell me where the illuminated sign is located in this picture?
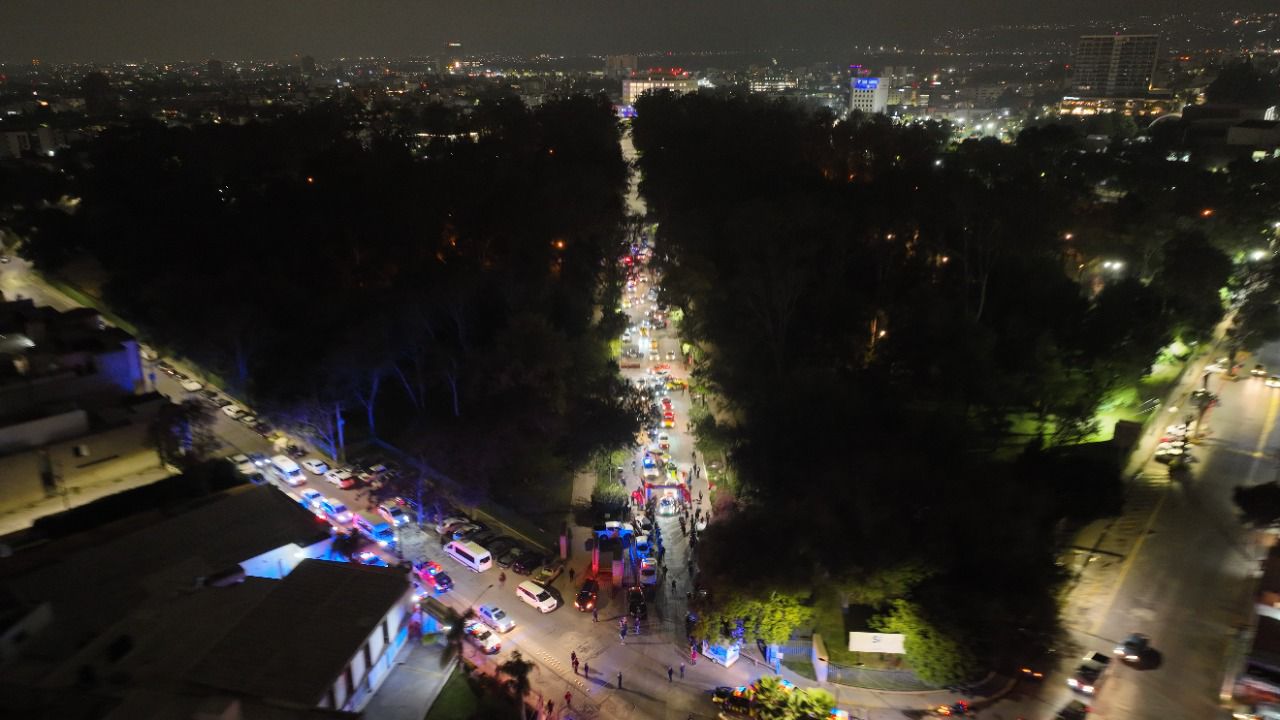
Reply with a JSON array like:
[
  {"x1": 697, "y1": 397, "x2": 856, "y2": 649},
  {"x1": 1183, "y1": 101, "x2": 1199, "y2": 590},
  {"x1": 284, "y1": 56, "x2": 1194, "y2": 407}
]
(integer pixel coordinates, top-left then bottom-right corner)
[{"x1": 853, "y1": 78, "x2": 880, "y2": 90}]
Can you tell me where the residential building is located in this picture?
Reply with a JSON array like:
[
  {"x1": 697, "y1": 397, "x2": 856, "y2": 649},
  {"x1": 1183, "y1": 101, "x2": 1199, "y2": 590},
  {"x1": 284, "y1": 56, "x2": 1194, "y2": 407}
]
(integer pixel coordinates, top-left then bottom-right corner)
[
  {"x1": 605, "y1": 54, "x2": 639, "y2": 79},
  {"x1": 0, "y1": 297, "x2": 160, "y2": 517},
  {"x1": 1070, "y1": 34, "x2": 1160, "y2": 97},
  {"x1": 0, "y1": 485, "x2": 411, "y2": 718}
]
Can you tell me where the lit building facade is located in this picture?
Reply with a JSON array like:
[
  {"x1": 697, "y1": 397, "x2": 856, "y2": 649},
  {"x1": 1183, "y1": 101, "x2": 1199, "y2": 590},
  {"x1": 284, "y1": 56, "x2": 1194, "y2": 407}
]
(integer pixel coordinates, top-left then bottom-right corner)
[
  {"x1": 849, "y1": 77, "x2": 889, "y2": 115},
  {"x1": 622, "y1": 74, "x2": 698, "y2": 105},
  {"x1": 1070, "y1": 34, "x2": 1160, "y2": 97}
]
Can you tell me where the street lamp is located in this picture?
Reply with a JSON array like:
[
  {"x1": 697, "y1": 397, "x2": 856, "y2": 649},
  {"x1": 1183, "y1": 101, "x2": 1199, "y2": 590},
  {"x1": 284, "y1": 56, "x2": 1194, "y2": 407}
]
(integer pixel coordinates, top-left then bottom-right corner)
[{"x1": 1251, "y1": 249, "x2": 1269, "y2": 262}]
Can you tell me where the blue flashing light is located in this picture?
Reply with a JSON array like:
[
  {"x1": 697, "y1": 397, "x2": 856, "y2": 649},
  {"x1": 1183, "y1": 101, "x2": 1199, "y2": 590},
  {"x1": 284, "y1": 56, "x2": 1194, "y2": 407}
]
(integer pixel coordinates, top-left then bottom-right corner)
[{"x1": 853, "y1": 78, "x2": 879, "y2": 90}]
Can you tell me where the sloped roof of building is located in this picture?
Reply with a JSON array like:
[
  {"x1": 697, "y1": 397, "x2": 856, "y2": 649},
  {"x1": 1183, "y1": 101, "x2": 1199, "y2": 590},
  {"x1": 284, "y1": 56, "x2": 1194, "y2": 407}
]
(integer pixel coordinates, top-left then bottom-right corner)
[
  {"x1": 2, "y1": 486, "x2": 330, "y2": 636},
  {"x1": 190, "y1": 559, "x2": 410, "y2": 707}
]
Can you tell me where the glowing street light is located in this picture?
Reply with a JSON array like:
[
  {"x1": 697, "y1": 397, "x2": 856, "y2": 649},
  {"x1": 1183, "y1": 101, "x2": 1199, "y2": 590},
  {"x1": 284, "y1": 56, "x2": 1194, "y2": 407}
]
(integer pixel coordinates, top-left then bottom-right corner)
[{"x1": 1251, "y1": 249, "x2": 1269, "y2": 262}]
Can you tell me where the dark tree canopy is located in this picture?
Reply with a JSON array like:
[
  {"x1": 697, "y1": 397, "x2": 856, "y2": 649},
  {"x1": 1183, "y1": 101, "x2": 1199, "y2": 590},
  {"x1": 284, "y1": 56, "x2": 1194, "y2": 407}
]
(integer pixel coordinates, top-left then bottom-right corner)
[{"x1": 15, "y1": 96, "x2": 642, "y2": 512}]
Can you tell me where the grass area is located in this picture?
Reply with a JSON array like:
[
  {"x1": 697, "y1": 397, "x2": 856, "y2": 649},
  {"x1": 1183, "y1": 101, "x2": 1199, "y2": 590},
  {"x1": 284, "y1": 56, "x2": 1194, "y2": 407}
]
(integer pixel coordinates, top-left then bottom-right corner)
[
  {"x1": 809, "y1": 593, "x2": 906, "y2": 670},
  {"x1": 810, "y1": 592, "x2": 858, "y2": 667},
  {"x1": 424, "y1": 667, "x2": 477, "y2": 720},
  {"x1": 782, "y1": 655, "x2": 817, "y2": 681},
  {"x1": 424, "y1": 666, "x2": 519, "y2": 720}
]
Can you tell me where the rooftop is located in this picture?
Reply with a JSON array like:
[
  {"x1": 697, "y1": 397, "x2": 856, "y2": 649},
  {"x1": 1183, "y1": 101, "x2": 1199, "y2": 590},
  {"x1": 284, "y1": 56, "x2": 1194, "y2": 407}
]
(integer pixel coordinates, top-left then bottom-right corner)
[{"x1": 191, "y1": 559, "x2": 411, "y2": 707}]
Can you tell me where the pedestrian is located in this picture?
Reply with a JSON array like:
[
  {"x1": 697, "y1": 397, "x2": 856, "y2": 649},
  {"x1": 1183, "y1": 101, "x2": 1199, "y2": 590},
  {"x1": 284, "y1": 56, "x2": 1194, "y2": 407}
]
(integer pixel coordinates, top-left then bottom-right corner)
[
  {"x1": 573, "y1": 657, "x2": 580, "y2": 674},
  {"x1": 679, "y1": 662, "x2": 685, "y2": 678},
  {"x1": 592, "y1": 606, "x2": 599, "y2": 622},
  {"x1": 620, "y1": 627, "x2": 627, "y2": 644},
  {"x1": 571, "y1": 651, "x2": 578, "y2": 666},
  {"x1": 671, "y1": 579, "x2": 677, "y2": 592},
  {"x1": 691, "y1": 647, "x2": 697, "y2": 664},
  {"x1": 618, "y1": 672, "x2": 623, "y2": 689},
  {"x1": 499, "y1": 571, "x2": 506, "y2": 585},
  {"x1": 668, "y1": 666, "x2": 674, "y2": 682},
  {"x1": 565, "y1": 691, "x2": 572, "y2": 707},
  {"x1": 584, "y1": 662, "x2": 590, "y2": 677},
  {"x1": 547, "y1": 700, "x2": 554, "y2": 715},
  {"x1": 569, "y1": 567, "x2": 576, "y2": 583}
]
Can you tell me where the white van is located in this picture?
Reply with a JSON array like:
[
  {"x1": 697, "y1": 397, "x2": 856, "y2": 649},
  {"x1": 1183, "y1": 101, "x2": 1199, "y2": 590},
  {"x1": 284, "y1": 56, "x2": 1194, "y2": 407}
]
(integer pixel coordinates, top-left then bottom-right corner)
[
  {"x1": 444, "y1": 540, "x2": 493, "y2": 573},
  {"x1": 270, "y1": 455, "x2": 306, "y2": 486},
  {"x1": 515, "y1": 580, "x2": 558, "y2": 613}
]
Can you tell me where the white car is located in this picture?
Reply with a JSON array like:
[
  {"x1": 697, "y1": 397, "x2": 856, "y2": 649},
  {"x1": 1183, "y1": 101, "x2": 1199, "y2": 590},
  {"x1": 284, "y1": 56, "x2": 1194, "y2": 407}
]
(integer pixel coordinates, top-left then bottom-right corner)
[
  {"x1": 180, "y1": 379, "x2": 203, "y2": 392},
  {"x1": 299, "y1": 489, "x2": 325, "y2": 510},
  {"x1": 221, "y1": 405, "x2": 246, "y2": 419},
  {"x1": 301, "y1": 458, "x2": 329, "y2": 475},
  {"x1": 325, "y1": 468, "x2": 356, "y2": 489},
  {"x1": 319, "y1": 498, "x2": 352, "y2": 524},
  {"x1": 237, "y1": 414, "x2": 257, "y2": 426},
  {"x1": 477, "y1": 604, "x2": 517, "y2": 633},
  {"x1": 227, "y1": 454, "x2": 255, "y2": 475},
  {"x1": 1268, "y1": 375, "x2": 1280, "y2": 389},
  {"x1": 435, "y1": 515, "x2": 469, "y2": 534}
]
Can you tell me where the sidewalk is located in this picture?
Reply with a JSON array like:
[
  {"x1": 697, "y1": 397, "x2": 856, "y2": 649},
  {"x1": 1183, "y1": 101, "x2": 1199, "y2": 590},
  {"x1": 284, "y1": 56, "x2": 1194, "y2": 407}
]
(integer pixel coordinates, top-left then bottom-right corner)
[{"x1": 363, "y1": 640, "x2": 455, "y2": 720}]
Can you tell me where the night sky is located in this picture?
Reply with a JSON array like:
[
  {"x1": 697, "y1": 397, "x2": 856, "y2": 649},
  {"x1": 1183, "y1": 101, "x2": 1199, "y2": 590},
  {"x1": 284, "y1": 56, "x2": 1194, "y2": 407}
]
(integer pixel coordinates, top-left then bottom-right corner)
[{"x1": 0, "y1": 0, "x2": 1268, "y2": 63}]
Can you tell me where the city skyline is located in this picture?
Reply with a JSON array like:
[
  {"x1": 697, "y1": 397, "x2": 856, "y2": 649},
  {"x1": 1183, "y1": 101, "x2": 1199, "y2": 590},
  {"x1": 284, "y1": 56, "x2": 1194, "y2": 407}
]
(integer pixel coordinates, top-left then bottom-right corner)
[{"x1": 2, "y1": 0, "x2": 1275, "y2": 64}]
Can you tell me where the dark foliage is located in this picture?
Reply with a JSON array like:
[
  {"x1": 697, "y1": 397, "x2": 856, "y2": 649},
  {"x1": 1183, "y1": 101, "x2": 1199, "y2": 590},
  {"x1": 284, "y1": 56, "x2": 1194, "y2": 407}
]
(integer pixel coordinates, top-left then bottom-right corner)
[{"x1": 14, "y1": 96, "x2": 641, "y2": 509}]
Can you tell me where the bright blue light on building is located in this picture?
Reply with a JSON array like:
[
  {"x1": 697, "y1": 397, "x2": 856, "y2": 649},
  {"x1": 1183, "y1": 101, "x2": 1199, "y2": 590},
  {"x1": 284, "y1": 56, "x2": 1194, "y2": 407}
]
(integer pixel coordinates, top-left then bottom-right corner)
[{"x1": 853, "y1": 78, "x2": 879, "y2": 90}]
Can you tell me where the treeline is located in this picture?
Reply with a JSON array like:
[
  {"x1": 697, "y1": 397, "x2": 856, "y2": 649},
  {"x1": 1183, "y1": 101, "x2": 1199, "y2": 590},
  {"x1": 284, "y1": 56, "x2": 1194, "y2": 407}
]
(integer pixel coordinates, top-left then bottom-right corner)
[
  {"x1": 630, "y1": 90, "x2": 1276, "y2": 682},
  {"x1": 10, "y1": 95, "x2": 646, "y2": 509}
]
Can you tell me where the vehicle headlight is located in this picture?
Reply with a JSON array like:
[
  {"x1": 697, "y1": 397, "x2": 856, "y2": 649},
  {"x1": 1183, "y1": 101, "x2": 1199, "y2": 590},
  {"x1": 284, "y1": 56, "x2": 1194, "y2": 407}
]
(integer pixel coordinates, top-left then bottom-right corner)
[
  {"x1": 1083, "y1": 685, "x2": 1094, "y2": 694},
  {"x1": 1067, "y1": 678, "x2": 1079, "y2": 688}
]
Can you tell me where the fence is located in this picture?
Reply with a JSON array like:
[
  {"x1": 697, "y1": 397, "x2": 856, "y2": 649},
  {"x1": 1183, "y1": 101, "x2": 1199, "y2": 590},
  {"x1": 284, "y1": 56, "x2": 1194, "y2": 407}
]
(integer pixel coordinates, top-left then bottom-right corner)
[{"x1": 824, "y1": 663, "x2": 936, "y2": 691}]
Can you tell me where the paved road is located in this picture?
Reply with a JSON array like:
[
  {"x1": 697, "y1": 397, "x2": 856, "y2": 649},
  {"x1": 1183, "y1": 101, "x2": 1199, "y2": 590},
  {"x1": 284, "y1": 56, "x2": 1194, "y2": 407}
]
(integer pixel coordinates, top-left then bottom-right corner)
[
  {"x1": 1082, "y1": 355, "x2": 1274, "y2": 720},
  {"x1": 988, "y1": 343, "x2": 1275, "y2": 720}
]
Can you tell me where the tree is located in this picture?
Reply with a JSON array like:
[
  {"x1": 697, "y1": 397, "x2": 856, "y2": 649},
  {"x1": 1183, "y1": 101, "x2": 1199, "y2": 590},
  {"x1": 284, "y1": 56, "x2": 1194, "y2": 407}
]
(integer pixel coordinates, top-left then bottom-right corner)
[
  {"x1": 873, "y1": 600, "x2": 979, "y2": 686},
  {"x1": 1153, "y1": 231, "x2": 1232, "y2": 341},
  {"x1": 1235, "y1": 292, "x2": 1280, "y2": 352},
  {"x1": 696, "y1": 591, "x2": 811, "y2": 647},
  {"x1": 497, "y1": 650, "x2": 535, "y2": 719},
  {"x1": 148, "y1": 399, "x2": 219, "y2": 470},
  {"x1": 1205, "y1": 60, "x2": 1280, "y2": 107},
  {"x1": 788, "y1": 686, "x2": 837, "y2": 719},
  {"x1": 747, "y1": 676, "x2": 837, "y2": 720}
]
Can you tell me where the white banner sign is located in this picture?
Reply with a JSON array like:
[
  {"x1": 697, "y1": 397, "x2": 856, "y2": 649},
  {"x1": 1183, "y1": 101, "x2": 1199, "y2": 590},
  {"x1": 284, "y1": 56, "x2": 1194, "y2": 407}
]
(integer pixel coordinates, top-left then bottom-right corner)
[{"x1": 848, "y1": 632, "x2": 906, "y2": 654}]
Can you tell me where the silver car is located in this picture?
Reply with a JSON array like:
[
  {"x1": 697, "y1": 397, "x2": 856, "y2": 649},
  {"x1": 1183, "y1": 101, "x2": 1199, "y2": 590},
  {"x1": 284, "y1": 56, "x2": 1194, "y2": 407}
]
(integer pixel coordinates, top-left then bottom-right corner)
[{"x1": 477, "y1": 604, "x2": 516, "y2": 633}]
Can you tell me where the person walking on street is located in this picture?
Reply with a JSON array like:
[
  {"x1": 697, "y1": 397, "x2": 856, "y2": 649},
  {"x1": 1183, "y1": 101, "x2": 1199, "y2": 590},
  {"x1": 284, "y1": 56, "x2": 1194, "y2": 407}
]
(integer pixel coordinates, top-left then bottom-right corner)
[
  {"x1": 617, "y1": 672, "x2": 623, "y2": 689},
  {"x1": 568, "y1": 567, "x2": 575, "y2": 583},
  {"x1": 691, "y1": 647, "x2": 698, "y2": 664},
  {"x1": 671, "y1": 579, "x2": 677, "y2": 592},
  {"x1": 583, "y1": 662, "x2": 589, "y2": 678},
  {"x1": 499, "y1": 571, "x2": 506, "y2": 585},
  {"x1": 679, "y1": 662, "x2": 685, "y2": 678},
  {"x1": 571, "y1": 651, "x2": 578, "y2": 668},
  {"x1": 592, "y1": 606, "x2": 599, "y2": 622},
  {"x1": 573, "y1": 657, "x2": 580, "y2": 674},
  {"x1": 565, "y1": 691, "x2": 572, "y2": 708},
  {"x1": 668, "y1": 666, "x2": 674, "y2": 682}
]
